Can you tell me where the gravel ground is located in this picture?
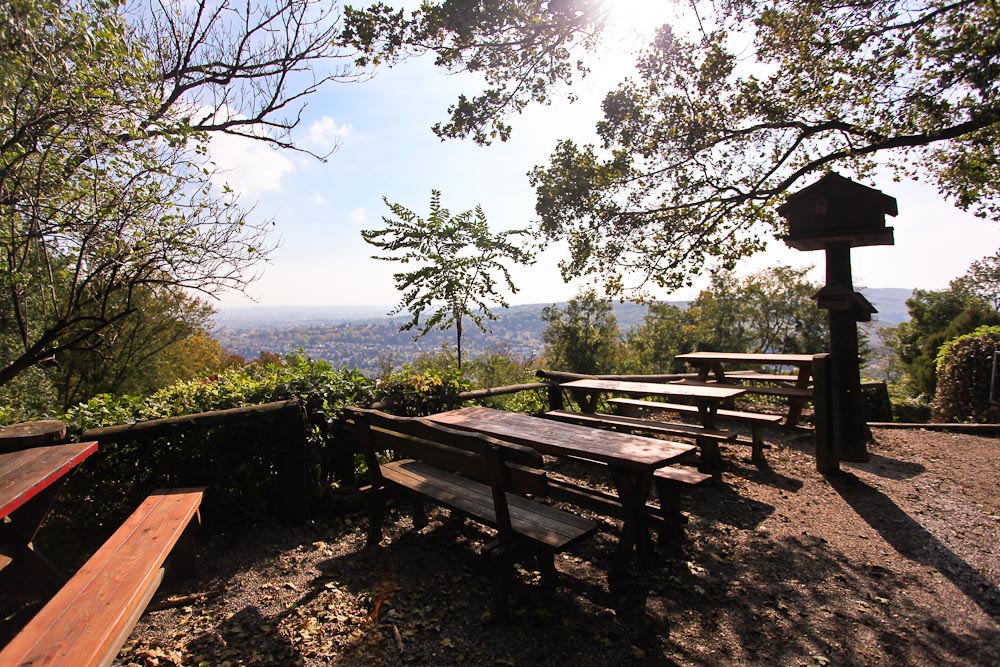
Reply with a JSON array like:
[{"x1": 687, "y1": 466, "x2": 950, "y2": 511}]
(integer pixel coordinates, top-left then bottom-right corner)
[{"x1": 6, "y1": 425, "x2": 999, "y2": 666}]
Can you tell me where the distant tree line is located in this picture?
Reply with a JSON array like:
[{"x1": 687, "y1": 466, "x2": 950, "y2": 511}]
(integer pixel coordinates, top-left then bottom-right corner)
[{"x1": 540, "y1": 265, "x2": 828, "y2": 375}]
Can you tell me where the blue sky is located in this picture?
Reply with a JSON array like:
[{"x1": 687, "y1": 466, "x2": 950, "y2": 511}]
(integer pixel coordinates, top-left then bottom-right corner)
[{"x1": 208, "y1": 2, "x2": 1000, "y2": 311}]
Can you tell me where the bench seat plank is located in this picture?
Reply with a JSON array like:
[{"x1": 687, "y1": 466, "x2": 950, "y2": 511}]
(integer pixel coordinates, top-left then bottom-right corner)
[
  {"x1": 543, "y1": 410, "x2": 736, "y2": 443},
  {"x1": 609, "y1": 398, "x2": 779, "y2": 464},
  {"x1": 676, "y1": 379, "x2": 811, "y2": 399},
  {"x1": 383, "y1": 460, "x2": 594, "y2": 550},
  {"x1": 725, "y1": 371, "x2": 810, "y2": 384},
  {"x1": 654, "y1": 466, "x2": 713, "y2": 485},
  {"x1": 608, "y1": 398, "x2": 782, "y2": 425},
  {"x1": 0, "y1": 489, "x2": 203, "y2": 667}
]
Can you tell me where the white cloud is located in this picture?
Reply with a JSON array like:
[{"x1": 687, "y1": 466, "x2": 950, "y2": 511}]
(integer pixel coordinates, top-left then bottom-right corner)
[
  {"x1": 349, "y1": 208, "x2": 366, "y2": 225},
  {"x1": 307, "y1": 194, "x2": 329, "y2": 205},
  {"x1": 206, "y1": 131, "x2": 295, "y2": 196},
  {"x1": 307, "y1": 116, "x2": 352, "y2": 152}
]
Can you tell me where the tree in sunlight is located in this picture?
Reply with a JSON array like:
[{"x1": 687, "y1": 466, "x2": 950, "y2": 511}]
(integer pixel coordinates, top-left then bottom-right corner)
[
  {"x1": 529, "y1": 0, "x2": 1000, "y2": 296},
  {"x1": 361, "y1": 190, "x2": 534, "y2": 370},
  {"x1": 541, "y1": 288, "x2": 623, "y2": 374}
]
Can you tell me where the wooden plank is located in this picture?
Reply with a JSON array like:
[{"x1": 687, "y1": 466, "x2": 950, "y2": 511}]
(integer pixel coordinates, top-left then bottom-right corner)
[
  {"x1": 674, "y1": 380, "x2": 811, "y2": 399},
  {"x1": 427, "y1": 406, "x2": 694, "y2": 470},
  {"x1": 0, "y1": 420, "x2": 66, "y2": 452},
  {"x1": 543, "y1": 410, "x2": 736, "y2": 443},
  {"x1": 609, "y1": 398, "x2": 783, "y2": 425},
  {"x1": 676, "y1": 352, "x2": 815, "y2": 365},
  {"x1": 82, "y1": 400, "x2": 301, "y2": 443},
  {"x1": 725, "y1": 371, "x2": 811, "y2": 384},
  {"x1": 654, "y1": 466, "x2": 712, "y2": 485},
  {"x1": 561, "y1": 378, "x2": 745, "y2": 401},
  {"x1": 383, "y1": 460, "x2": 594, "y2": 549},
  {"x1": 0, "y1": 489, "x2": 203, "y2": 667}
]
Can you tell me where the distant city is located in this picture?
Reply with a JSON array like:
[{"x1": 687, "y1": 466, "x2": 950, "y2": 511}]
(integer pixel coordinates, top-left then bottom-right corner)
[{"x1": 212, "y1": 289, "x2": 914, "y2": 377}]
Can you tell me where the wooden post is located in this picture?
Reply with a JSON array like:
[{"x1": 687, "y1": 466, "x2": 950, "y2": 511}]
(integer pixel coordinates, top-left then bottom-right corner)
[
  {"x1": 274, "y1": 404, "x2": 313, "y2": 524},
  {"x1": 812, "y1": 354, "x2": 839, "y2": 473},
  {"x1": 547, "y1": 383, "x2": 564, "y2": 411},
  {"x1": 825, "y1": 243, "x2": 869, "y2": 462}
]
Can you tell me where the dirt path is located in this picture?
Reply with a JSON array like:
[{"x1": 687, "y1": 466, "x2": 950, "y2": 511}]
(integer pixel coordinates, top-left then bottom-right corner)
[{"x1": 95, "y1": 428, "x2": 1000, "y2": 665}]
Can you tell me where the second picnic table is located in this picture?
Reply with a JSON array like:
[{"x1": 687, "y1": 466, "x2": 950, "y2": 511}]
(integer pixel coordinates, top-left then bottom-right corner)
[
  {"x1": 674, "y1": 352, "x2": 815, "y2": 426},
  {"x1": 426, "y1": 406, "x2": 696, "y2": 582},
  {"x1": 558, "y1": 378, "x2": 745, "y2": 471}
]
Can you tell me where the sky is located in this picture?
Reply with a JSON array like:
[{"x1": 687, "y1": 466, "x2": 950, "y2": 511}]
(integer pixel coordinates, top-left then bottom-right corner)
[{"x1": 209, "y1": 2, "x2": 1000, "y2": 311}]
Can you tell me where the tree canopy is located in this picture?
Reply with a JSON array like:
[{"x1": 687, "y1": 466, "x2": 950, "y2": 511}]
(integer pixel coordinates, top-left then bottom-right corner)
[
  {"x1": 341, "y1": 0, "x2": 608, "y2": 144},
  {"x1": 0, "y1": 0, "x2": 361, "y2": 391},
  {"x1": 541, "y1": 287, "x2": 622, "y2": 374},
  {"x1": 528, "y1": 0, "x2": 1000, "y2": 296}
]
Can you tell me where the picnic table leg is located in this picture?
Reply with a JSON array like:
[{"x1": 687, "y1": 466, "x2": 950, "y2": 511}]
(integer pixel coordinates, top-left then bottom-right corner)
[
  {"x1": 608, "y1": 470, "x2": 655, "y2": 583},
  {"x1": 0, "y1": 480, "x2": 68, "y2": 594},
  {"x1": 785, "y1": 366, "x2": 811, "y2": 427},
  {"x1": 710, "y1": 363, "x2": 726, "y2": 384},
  {"x1": 695, "y1": 403, "x2": 724, "y2": 477}
]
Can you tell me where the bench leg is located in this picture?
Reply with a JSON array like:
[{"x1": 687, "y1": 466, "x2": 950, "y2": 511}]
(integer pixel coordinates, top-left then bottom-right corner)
[
  {"x1": 365, "y1": 488, "x2": 387, "y2": 548},
  {"x1": 408, "y1": 499, "x2": 429, "y2": 530},
  {"x1": 488, "y1": 545, "x2": 515, "y2": 620},
  {"x1": 653, "y1": 479, "x2": 688, "y2": 545},
  {"x1": 164, "y1": 510, "x2": 201, "y2": 582},
  {"x1": 697, "y1": 437, "x2": 723, "y2": 477},
  {"x1": 537, "y1": 551, "x2": 557, "y2": 590},
  {"x1": 750, "y1": 426, "x2": 767, "y2": 465}
]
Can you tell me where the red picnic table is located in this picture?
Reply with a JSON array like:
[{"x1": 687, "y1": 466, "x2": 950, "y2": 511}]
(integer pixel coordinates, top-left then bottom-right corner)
[{"x1": 0, "y1": 441, "x2": 98, "y2": 592}]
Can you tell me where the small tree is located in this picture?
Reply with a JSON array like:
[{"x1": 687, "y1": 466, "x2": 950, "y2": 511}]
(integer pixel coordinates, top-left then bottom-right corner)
[
  {"x1": 362, "y1": 190, "x2": 534, "y2": 370},
  {"x1": 954, "y1": 250, "x2": 1000, "y2": 312},
  {"x1": 623, "y1": 302, "x2": 690, "y2": 374},
  {"x1": 541, "y1": 288, "x2": 623, "y2": 374}
]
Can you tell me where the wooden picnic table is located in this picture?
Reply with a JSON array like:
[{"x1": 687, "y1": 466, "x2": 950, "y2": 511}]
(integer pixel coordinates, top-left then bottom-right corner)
[
  {"x1": 0, "y1": 440, "x2": 98, "y2": 591},
  {"x1": 426, "y1": 406, "x2": 695, "y2": 582},
  {"x1": 558, "y1": 378, "x2": 746, "y2": 472},
  {"x1": 675, "y1": 352, "x2": 815, "y2": 426},
  {"x1": 559, "y1": 378, "x2": 745, "y2": 429}
]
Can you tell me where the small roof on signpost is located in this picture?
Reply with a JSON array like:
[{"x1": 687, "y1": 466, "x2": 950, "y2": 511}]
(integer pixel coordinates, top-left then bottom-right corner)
[{"x1": 780, "y1": 172, "x2": 898, "y2": 251}]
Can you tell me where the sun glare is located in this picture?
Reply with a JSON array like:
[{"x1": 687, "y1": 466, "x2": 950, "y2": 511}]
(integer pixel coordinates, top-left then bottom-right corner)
[{"x1": 606, "y1": 0, "x2": 674, "y2": 33}]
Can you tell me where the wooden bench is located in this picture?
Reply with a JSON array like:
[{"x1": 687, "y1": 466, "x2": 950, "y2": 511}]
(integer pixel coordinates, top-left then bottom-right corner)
[
  {"x1": 609, "y1": 398, "x2": 781, "y2": 463},
  {"x1": 545, "y1": 463, "x2": 711, "y2": 544},
  {"x1": 347, "y1": 408, "x2": 596, "y2": 619},
  {"x1": 0, "y1": 488, "x2": 204, "y2": 667},
  {"x1": 543, "y1": 409, "x2": 734, "y2": 475},
  {"x1": 675, "y1": 378, "x2": 811, "y2": 399},
  {"x1": 724, "y1": 371, "x2": 810, "y2": 384}
]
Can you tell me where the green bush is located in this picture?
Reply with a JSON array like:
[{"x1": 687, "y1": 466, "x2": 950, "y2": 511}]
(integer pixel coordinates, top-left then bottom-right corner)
[
  {"x1": 890, "y1": 396, "x2": 932, "y2": 423},
  {"x1": 43, "y1": 356, "x2": 373, "y2": 559},
  {"x1": 373, "y1": 364, "x2": 469, "y2": 416},
  {"x1": 932, "y1": 326, "x2": 1000, "y2": 423}
]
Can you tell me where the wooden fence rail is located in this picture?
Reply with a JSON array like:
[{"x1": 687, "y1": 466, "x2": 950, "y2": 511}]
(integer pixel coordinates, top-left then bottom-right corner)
[{"x1": 82, "y1": 399, "x2": 311, "y2": 524}]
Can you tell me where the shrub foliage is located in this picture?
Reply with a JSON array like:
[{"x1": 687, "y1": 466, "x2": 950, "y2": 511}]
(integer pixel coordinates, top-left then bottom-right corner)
[{"x1": 932, "y1": 326, "x2": 1000, "y2": 423}]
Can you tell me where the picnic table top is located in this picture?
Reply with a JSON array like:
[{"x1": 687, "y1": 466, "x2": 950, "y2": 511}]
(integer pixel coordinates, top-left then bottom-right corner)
[
  {"x1": 0, "y1": 441, "x2": 98, "y2": 518},
  {"x1": 426, "y1": 406, "x2": 694, "y2": 470},
  {"x1": 561, "y1": 378, "x2": 745, "y2": 401},
  {"x1": 675, "y1": 352, "x2": 815, "y2": 366}
]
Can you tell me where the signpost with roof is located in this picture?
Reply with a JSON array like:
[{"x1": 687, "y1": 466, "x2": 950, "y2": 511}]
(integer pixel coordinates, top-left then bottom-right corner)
[{"x1": 779, "y1": 172, "x2": 898, "y2": 472}]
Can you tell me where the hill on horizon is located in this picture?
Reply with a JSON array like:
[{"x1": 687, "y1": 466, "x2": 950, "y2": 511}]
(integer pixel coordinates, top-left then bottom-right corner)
[
  {"x1": 211, "y1": 288, "x2": 914, "y2": 376},
  {"x1": 214, "y1": 287, "x2": 913, "y2": 329}
]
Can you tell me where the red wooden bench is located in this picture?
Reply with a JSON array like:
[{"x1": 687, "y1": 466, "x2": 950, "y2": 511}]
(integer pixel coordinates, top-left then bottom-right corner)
[{"x1": 0, "y1": 488, "x2": 204, "y2": 667}]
